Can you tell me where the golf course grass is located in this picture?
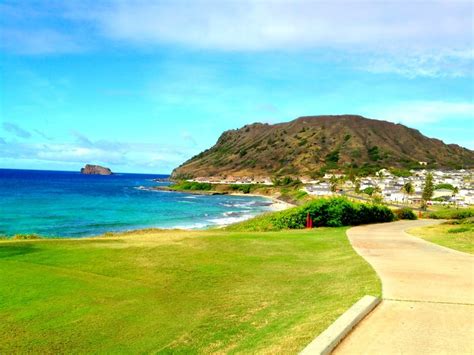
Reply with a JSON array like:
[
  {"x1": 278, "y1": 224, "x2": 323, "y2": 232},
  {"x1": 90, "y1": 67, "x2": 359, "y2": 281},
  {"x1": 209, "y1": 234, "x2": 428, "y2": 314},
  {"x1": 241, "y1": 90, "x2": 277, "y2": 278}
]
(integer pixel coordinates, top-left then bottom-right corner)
[
  {"x1": 0, "y1": 228, "x2": 380, "y2": 353},
  {"x1": 409, "y1": 221, "x2": 474, "y2": 254}
]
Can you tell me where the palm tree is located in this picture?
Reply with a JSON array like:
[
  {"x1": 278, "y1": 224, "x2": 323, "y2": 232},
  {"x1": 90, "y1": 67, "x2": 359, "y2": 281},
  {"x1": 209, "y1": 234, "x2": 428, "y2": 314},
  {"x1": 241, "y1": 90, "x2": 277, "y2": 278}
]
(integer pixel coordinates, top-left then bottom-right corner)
[
  {"x1": 452, "y1": 186, "x2": 459, "y2": 208},
  {"x1": 329, "y1": 175, "x2": 339, "y2": 193},
  {"x1": 354, "y1": 179, "x2": 361, "y2": 194}
]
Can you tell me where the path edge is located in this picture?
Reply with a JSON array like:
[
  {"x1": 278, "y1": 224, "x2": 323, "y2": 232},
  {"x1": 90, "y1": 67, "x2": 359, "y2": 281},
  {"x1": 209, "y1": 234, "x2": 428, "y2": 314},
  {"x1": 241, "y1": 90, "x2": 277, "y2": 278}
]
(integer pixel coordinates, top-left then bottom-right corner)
[{"x1": 299, "y1": 295, "x2": 380, "y2": 355}]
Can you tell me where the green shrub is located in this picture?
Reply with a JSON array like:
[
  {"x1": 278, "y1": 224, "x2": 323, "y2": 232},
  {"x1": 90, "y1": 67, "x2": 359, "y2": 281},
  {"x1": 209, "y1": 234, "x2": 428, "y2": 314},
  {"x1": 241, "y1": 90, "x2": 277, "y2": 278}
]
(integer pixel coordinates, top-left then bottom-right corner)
[
  {"x1": 272, "y1": 176, "x2": 302, "y2": 187},
  {"x1": 444, "y1": 215, "x2": 474, "y2": 234},
  {"x1": 12, "y1": 234, "x2": 43, "y2": 240},
  {"x1": 448, "y1": 226, "x2": 471, "y2": 234},
  {"x1": 230, "y1": 184, "x2": 252, "y2": 194},
  {"x1": 226, "y1": 197, "x2": 395, "y2": 231},
  {"x1": 368, "y1": 146, "x2": 381, "y2": 161},
  {"x1": 395, "y1": 208, "x2": 417, "y2": 220},
  {"x1": 292, "y1": 190, "x2": 308, "y2": 200},
  {"x1": 390, "y1": 168, "x2": 412, "y2": 177},
  {"x1": 171, "y1": 181, "x2": 213, "y2": 191},
  {"x1": 325, "y1": 150, "x2": 340, "y2": 163},
  {"x1": 434, "y1": 183, "x2": 455, "y2": 191},
  {"x1": 362, "y1": 187, "x2": 375, "y2": 196}
]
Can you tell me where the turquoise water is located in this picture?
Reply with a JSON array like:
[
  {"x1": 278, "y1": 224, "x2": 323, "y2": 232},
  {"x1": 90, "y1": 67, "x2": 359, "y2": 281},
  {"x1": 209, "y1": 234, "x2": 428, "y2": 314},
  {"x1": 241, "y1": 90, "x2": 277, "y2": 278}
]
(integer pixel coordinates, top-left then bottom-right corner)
[{"x1": 0, "y1": 169, "x2": 273, "y2": 237}]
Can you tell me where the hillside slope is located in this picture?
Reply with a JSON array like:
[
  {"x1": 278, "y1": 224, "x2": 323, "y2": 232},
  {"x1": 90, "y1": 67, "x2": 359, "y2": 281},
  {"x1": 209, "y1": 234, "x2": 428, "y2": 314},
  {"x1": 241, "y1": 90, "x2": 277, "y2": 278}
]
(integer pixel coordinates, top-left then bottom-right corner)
[{"x1": 172, "y1": 115, "x2": 474, "y2": 179}]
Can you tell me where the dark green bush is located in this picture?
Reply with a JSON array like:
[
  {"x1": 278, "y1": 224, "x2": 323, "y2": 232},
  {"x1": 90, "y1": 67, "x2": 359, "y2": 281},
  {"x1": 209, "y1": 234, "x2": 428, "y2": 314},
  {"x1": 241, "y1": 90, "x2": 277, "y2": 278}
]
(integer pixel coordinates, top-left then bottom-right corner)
[
  {"x1": 325, "y1": 150, "x2": 340, "y2": 163},
  {"x1": 368, "y1": 146, "x2": 381, "y2": 161},
  {"x1": 448, "y1": 226, "x2": 471, "y2": 234},
  {"x1": 395, "y1": 208, "x2": 417, "y2": 220}
]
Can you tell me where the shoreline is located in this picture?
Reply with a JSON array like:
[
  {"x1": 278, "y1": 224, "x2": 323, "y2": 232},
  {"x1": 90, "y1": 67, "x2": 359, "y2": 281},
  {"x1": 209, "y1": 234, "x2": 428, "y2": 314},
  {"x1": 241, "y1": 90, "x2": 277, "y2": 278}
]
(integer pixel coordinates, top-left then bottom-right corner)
[
  {"x1": 149, "y1": 186, "x2": 227, "y2": 195},
  {"x1": 152, "y1": 186, "x2": 296, "y2": 209},
  {"x1": 227, "y1": 192, "x2": 295, "y2": 211},
  {"x1": 2, "y1": 191, "x2": 295, "y2": 240}
]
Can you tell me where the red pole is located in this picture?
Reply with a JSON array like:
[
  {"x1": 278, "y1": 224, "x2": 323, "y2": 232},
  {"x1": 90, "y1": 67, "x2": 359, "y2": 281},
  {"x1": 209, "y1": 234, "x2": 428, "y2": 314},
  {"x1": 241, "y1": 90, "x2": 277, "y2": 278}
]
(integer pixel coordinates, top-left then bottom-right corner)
[
  {"x1": 307, "y1": 213, "x2": 313, "y2": 229},
  {"x1": 418, "y1": 210, "x2": 422, "y2": 219}
]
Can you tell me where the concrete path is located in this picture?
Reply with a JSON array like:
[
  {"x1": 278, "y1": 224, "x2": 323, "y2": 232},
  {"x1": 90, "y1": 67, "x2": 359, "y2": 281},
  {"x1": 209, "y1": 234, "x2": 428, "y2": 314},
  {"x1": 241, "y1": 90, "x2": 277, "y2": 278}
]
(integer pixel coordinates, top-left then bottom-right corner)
[{"x1": 333, "y1": 220, "x2": 474, "y2": 355}]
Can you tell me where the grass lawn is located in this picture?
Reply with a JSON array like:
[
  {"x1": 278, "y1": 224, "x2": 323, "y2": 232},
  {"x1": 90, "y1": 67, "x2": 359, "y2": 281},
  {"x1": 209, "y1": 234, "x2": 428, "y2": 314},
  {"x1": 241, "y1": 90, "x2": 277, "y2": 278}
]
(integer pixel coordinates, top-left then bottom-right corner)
[
  {"x1": 425, "y1": 207, "x2": 474, "y2": 219},
  {"x1": 0, "y1": 228, "x2": 380, "y2": 353},
  {"x1": 409, "y1": 221, "x2": 474, "y2": 254}
]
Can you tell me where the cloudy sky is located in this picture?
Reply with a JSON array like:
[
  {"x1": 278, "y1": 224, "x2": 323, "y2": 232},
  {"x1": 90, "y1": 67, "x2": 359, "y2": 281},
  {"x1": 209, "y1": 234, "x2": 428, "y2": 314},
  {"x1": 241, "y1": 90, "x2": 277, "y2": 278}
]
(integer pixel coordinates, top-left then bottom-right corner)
[{"x1": 1, "y1": 0, "x2": 473, "y2": 173}]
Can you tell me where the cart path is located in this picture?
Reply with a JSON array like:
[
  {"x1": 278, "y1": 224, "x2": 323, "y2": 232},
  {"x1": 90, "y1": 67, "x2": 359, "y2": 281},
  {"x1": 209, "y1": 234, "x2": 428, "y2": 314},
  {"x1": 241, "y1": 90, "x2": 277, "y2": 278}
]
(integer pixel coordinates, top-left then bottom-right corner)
[{"x1": 333, "y1": 220, "x2": 474, "y2": 354}]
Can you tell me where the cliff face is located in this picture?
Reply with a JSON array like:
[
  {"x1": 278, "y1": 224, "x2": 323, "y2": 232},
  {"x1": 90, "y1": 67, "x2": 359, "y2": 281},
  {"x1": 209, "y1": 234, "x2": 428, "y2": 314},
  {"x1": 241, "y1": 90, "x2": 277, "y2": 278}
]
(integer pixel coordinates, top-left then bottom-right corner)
[
  {"x1": 172, "y1": 115, "x2": 474, "y2": 179},
  {"x1": 80, "y1": 164, "x2": 113, "y2": 175}
]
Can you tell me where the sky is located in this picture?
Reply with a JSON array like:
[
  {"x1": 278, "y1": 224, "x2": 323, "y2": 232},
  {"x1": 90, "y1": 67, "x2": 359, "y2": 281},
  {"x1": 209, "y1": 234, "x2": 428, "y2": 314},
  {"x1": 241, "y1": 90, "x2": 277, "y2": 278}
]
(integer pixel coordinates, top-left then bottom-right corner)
[{"x1": 0, "y1": 0, "x2": 473, "y2": 174}]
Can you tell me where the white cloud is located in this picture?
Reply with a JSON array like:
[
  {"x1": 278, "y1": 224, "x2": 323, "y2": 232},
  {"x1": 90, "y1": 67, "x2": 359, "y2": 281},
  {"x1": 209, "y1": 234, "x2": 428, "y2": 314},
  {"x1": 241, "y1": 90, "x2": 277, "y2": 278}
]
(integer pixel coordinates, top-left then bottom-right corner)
[
  {"x1": 0, "y1": 133, "x2": 198, "y2": 173},
  {"x1": 361, "y1": 49, "x2": 474, "y2": 78},
  {"x1": 2, "y1": 121, "x2": 31, "y2": 138},
  {"x1": 2, "y1": 1, "x2": 472, "y2": 77},
  {"x1": 91, "y1": 1, "x2": 472, "y2": 51},
  {"x1": 364, "y1": 100, "x2": 474, "y2": 125}
]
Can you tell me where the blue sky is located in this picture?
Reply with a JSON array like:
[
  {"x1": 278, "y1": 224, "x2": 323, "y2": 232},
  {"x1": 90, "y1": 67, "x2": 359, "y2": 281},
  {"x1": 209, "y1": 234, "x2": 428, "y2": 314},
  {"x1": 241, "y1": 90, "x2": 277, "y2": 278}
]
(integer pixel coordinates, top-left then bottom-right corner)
[{"x1": 1, "y1": 1, "x2": 473, "y2": 173}]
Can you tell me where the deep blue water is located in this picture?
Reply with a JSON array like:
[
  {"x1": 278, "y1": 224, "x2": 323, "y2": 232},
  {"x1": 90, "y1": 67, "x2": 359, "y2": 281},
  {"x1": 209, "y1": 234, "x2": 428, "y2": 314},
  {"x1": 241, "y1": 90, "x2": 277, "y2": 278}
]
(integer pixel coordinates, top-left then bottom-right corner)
[{"x1": 0, "y1": 169, "x2": 273, "y2": 237}]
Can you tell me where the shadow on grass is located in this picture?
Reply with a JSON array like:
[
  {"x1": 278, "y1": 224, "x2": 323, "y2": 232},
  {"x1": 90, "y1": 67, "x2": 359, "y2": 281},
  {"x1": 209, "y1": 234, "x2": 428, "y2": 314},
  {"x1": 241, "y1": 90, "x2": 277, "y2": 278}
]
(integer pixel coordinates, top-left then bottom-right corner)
[{"x1": 0, "y1": 243, "x2": 39, "y2": 259}]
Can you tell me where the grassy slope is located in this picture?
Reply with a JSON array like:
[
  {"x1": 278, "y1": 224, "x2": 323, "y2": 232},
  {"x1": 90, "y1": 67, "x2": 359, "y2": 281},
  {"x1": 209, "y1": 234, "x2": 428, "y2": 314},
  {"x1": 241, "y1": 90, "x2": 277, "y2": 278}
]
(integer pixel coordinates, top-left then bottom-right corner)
[
  {"x1": 409, "y1": 222, "x2": 474, "y2": 254},
  {"x1": 426, "y1": 207, "x2": 474, "y2": 220},
  {"x1": 0, "y1": 228, "x2": 380, "y2": 353}
]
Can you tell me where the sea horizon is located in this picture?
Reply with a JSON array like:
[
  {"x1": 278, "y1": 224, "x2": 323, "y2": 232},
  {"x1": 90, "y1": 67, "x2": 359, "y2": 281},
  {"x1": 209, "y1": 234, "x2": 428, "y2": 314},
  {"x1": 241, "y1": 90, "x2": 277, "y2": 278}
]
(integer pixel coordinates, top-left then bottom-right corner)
[{"x1": 0, "y1": 167, "x2": 171, "y2": 176}]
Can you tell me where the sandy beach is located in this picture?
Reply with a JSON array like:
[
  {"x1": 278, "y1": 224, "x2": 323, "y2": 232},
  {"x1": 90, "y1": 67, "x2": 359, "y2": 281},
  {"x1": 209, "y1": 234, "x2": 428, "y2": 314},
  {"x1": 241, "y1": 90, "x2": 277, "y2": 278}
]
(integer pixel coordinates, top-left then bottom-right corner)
[{"x1": 226, "y1": 192, "x2": 295, "y2": 211}]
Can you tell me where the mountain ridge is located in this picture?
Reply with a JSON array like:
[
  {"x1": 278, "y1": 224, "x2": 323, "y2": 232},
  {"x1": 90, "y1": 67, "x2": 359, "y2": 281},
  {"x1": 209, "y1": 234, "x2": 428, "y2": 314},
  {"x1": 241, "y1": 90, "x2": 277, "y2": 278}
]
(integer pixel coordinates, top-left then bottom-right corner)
[{"x1": 172, "y1": 115, "x2": 474, "y2": 179}]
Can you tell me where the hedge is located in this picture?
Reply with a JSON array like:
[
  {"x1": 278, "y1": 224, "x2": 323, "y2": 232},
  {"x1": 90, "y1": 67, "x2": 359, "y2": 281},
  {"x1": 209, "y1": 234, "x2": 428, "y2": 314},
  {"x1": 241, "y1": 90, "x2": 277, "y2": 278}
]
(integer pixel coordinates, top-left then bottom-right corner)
[{"x1": 226, "y1": 197, "x2": 395, "y2": 231}]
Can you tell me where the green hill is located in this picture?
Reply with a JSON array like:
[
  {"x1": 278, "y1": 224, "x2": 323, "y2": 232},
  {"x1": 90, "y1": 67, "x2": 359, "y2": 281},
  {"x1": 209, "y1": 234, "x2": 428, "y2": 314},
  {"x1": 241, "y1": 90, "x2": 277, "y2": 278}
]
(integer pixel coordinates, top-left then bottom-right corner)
[{"x1": 172, "y1": 115, "x2": 474, "y2": 179}]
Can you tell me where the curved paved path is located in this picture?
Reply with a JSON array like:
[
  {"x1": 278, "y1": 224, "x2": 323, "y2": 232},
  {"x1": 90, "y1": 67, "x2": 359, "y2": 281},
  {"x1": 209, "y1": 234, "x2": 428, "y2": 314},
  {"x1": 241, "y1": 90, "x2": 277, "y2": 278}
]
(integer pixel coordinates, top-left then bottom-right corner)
[{"x1": 334, "y1": 220, "x2": 474, "y2": 354}]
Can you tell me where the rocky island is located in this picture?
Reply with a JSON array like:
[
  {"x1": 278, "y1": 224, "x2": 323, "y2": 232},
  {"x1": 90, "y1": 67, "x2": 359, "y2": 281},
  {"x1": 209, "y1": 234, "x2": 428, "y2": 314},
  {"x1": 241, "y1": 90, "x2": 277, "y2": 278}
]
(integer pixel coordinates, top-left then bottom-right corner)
[{"x1": 80, "y1": 164, "x2": 113, "y2": 175}]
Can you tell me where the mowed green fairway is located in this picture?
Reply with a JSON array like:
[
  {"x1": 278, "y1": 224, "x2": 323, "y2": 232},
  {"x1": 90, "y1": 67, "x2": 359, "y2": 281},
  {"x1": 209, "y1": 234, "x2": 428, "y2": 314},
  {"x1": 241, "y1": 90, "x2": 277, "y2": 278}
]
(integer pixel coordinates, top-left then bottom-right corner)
[{"x1": 0, "y1": 228, "x2": 380, "y2": 353}]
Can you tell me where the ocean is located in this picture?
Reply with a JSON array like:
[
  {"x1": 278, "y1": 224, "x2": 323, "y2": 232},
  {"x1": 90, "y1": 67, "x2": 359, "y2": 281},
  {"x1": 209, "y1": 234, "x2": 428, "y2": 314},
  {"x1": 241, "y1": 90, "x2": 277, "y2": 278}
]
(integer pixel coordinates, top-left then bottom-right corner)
[{"x1": 0, "y1": 169, "x2": 274, "y2": 238}]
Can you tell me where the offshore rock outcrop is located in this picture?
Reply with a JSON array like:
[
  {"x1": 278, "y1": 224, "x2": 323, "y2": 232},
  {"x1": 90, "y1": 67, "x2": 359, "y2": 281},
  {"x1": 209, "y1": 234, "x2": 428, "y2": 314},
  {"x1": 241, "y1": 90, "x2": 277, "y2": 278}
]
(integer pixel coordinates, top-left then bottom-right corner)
[{"x1": 80, "y1": 164, "x2": 113, "y2": 175}]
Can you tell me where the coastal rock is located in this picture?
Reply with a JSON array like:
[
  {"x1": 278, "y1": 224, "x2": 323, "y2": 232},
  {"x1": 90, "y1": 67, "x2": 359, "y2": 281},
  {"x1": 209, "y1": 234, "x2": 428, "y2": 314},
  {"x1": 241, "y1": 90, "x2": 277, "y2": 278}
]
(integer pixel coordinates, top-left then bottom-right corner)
[{"x1": 80, "y1": 164, "x2": 113, "y2": 175}]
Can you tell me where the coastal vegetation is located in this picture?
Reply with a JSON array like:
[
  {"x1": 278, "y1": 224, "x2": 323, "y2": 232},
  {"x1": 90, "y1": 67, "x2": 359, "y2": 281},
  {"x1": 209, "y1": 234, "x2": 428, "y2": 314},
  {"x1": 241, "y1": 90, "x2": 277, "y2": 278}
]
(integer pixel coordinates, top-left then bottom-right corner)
[
  {"x1": 389, "y1": 168, "x2": 412, "y2": 177},
  {"x1": 167, "y1": 179, "x2": 310, "y2": 205},
  {"x1": 0, "y1": 228, "x2": 380, "y2": 353},
  {"x1": 169, "y1": 180, "x2": 213, "y2": 191},
  {"x1": 226, "y1": 197, "x2": 394, "y2": 232},
  {"x1": 409, "y1": 219, "x2": 474, "y2": 254},
  {"x1": 10, "y1": 234, "x2": 44, "y2": 240}
]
